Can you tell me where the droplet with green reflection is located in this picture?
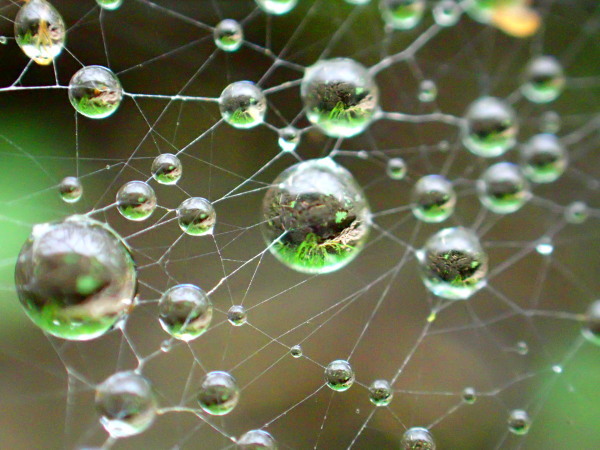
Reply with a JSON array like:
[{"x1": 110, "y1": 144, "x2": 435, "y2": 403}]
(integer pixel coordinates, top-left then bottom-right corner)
[
  {"x1": 325, "y1": 359, "x2": 355, "y2": 392},
  {"x1": 197, "y1": 371, "x2": 240, "y2": 416},
  {"x1": 158, "y1": 284, "x2": 213, "y2": 341}
]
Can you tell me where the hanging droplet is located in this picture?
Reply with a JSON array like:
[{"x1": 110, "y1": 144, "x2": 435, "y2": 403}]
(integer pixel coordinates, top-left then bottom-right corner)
[
  {"x1": 177, "y1": 197, "x2": 216, "y2": 236},
  {"x1": 14, "y1": 216, "x2": 136, "y2": 341},
  {"x1": 214, "y1": 19, "x2": 244, "y2": 52},
  {"x1": 237, "y1": 430, "x2": 277, "y2": 449},
  {"x1": 462, "y1": 387, "x2": 477, "y2": 404},
  {"x1": 95, "y1": 371, "x2": 158, "y2": 438},
  {"x1": 516, "y1": 341, "x2": 529, "y2": 355},
  {"x1": 116, "y1": 181, "x2": 157, "y2": 221},
  {"x1": 261, "y1": 158, "x2": 371, "y2": 274},
  {"x1": 386, "y1": 157, "x2": 407, "y2": 180},
  {"x1": 401, "y1": 427, "x2": 436, "y2": 449},
  {"x1": 418, "y1": 80, "x2": 438, "y2": 103},
  {"x1": 477, "y1": 162, "x2": 531, "y2": 214},
  {"x1": 462, "y1": 96, "x2": 518, "y2": 158},
  {"x1": 369, "y1": 379, "x2": 393, "y2": 406},
  {"x1": 417, "y1": 227, "x2": 488, "y2": 300},
  {"x1": 508, "y1": 409, "x2": 531, "y2": 435},
  {"x1": 520, "y1": 133, "x2": 568, "y2": 184},
  {"x1": 278, "y1": 126, "x2": 300, "y2": 152},
  {"x1": 69, "y1": 66, "x2": 123, "y2": 119},
  {"x1": 219, "y1": 81, "x2": 267, "y2": 129},
  {"x1": 301, "y1": 58, "x2": 379, "y2": 138},
  {"x1": 197, "y1": 371, "x2": 240, "y2": 416},
  {"x1": 255, "y1": 0, "x2": 298, "y2": 15},
  {"x1": 96, "y1": 0, "x2": 123, "y2": 10},
  {"x1": 158, "y1": 284, "x2": 213, "y2": 341},
  {"x1": 290, "y1": 345, "x2": 303, "y2": 358},
  {"x1": 59, "y1": 176, "x2": 83, "y2": 203},
  {"x1": 228, "y1": 305, "x2": 247, "y2": 326},
  {"x1": 433, "y1": 0, "x2": 462, "y2": 27},
  {"x1": 380, "y1": 0, "x2": 426, "y2": 30},
  {"x1": 582, "y1": 300, "x2": 600, "y2": 346},
  {"x1": 521, "y1": 55, "x2": 566, "y2": 104},
  {"x1": 535, "y1": 237, "x2": 554, "y2": 255},
  {"x1": 539, "y1": 111, "x2": 561, "y2": 134},
  {"x1": 564, "y1": 201, "x2": 588, "y2": 225},
  {"x1": 325, "y1": 359, "x2": 355, "y2": 392},
  {"x1": 151, "y1": 153, "x2": 182, "y2": 185},
  {"x1": 15, "y1": 0, "x2": 66, "y2": 65},
  {"x1": 411, "y1": 175, "x2": 456, "y2": 223}
]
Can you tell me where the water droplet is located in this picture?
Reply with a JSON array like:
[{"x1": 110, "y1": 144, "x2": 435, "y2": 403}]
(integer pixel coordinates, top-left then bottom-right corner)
[
  {"x1": 160, "y1": 339, "x2": 172, "y2": 352},
  {"x1": 197, "y1": 371, "x2": 240, "y2": 416},
  {"x1": 508, "y1": 409, "x2": 531, "y2": 435},
  {"x1": 535, "y1": 237, "x2": 554, "y2": 255},
  {"x1": 228, "y1": 305, "x2": 247, "y2": 326},
  {"x1": 401, "y1": 427, "x2": 436, "y2": 449},
  {"x1": 237, "y1": 430, "x2": 277, "y2": 449},
  {"x1": 521, "y1": 133, "x2": 568, "y2": 184},
  {"x1": 386, "y1": 158, "x2": 407, "y2": 180},
  {"x1": 95, "y1": 371, "x2": 157, "y2": 438},
  {"x1": 261, "y1": 158, "x2": 371, "y2": 274},
  {"x1": 214, "y1": 19, "x2": 243, "y2": 52},
  {"x1": 15, "y1": 0, "x2": 65, "y2": 65},
  {"x1": 219, "y1": 81, "x2": 267, "y2": 129},
  {"x1": 380, "y1": 0, "x2": 426, "y2": 30},
  {"x1": 290, "y1": 345, "x2": 303, "y2": 358},
  {"x1": 255, "y1": 0, "x2": 298, "y2": 15},
  {"x1": 477, "y1": 162, "x2": 531, "y2": 214},
  {"x1": 539, "y1": 111, "x2": 561, "y2": 134},
  {"x1": 433, "y1": 0, "x2": 462, "y2": 27},
  {"x1": 177, "y1": 197, "x2": 216, "y2": 236},
  {"x1": 301, "y1": 58, "x2": 379, "y2": 138},
  {"x1": 0, "y1": 36, "x2": 8, "y2": 45},
  {"x1": 552, "y1": 365, "x2": 563, "y2": 374},
  {"x1": 14, "y1": 216, "x2": 136, "y2": 340},
  {"x1": 96, "y1": 0, "x2": 123, "y2": 10},
  {"x1": 521, "y1": 55, "x2": 565, "y2": 104},
  {"x1": 116, "y1": 181, "x2": 157, "y2": 221},
  {"x1": 69, "y1": 66, "x2": 123, "y2": 119},
  {"x1": 325, "y1": 359, "x2": 355, "y2": 392},
  {"x1": 582, "y1": 300, "x2": 600, "y2": 346},
  {"x1": 516, "y1": 341, "x2": 529, "y2": 355},
  {"x1": 411, "y1": 175, "x2": 456, "y2": 223},
  {"x1": 462, "y1": 387, "x2": 477, "y2": 404},
  {"x1": 418, "y1": 80, "x2": 438, "y2": 102},
  {"x1": 59, "y1": 176, "x2": 83, "y2": 203},
  {"x1": 278, "y1": 126, "x2": 300, "y2": 152},
  {"x1": 418, "y1": 227, "x2": 488, "y2": 300},
  {"x1": 151, "y1": 153, "x2": 182, "y2": 185},
  {"x1": 564, "y1": 201, "x2": 588, "y2": 225},
  {"x1": 462, "y1": 97, "x2": 518, "y2": 158},
  {"x1": 159, "y1": 284, "x2": 213, "y2": 341},
  {"x1": 369, "y1": 379, "x2": 393, "y2": 406}
]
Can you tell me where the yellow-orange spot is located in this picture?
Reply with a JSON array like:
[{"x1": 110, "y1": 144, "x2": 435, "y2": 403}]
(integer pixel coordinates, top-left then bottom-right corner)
[{"x1": 492, "y1": 4, "x2": 541, "y2": 38}]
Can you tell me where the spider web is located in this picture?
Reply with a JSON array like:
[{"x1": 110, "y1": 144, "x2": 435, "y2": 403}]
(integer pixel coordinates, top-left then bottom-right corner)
[{"x1": 0, "y1": 0, "x2": 599, "y2": 449}]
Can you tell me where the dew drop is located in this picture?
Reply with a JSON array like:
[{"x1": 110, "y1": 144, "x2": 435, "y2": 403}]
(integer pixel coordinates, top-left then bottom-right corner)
[
  {"x1": 177, "y1": 197, "x2": 216, "y2": 236},
  {"x1": 237, "y1": 429, "x2": 277, "y2": 449},
  {"x1": 96, "y1": 0, "x2": 123, "y2": 10},
  {"x1": 197, "y1": 371, "x2": 240, "y2": 416},
  {"x1": 477, "y1": 162, "x2": 531, "y2": 214},
  {"x1": 69, "y1": 66, "x2": 123, "y2": 119},
  {"x1": 433, "y1": 0, "x2": 462, "y2": 27},
  {"x1": 151, "y1": 153, "x2": 182, "y2": 185},
  {"x1": 508, "y1": 409, "x2": 531, "y2": 435},
  {"x1": 214, "y1": 19, "x2": 244, "y2": 52},
  {"x1": 15, "y1": 0, "x2": 65, "y2": 65},
  {"x1": 290, "y1": 345, "x2": 303, "y2": 358},
  {"x1": 521, "y1": 55, "x2": 565, "y2": 104},
  {"x1": 325, "y1": 359, "x2": 355, "y2": 392},
  {"x1": 59, "y1": 176, "x2": 83, "y2": 203},
  {"x1": 582, "y1": 300, "x2": 600, "y2": 346},
  {"x1": 386, "y1": 157, "x2": 407, "y2": 180},
  {"x1": 278, "y1": 126, "x2": 300, "y2": 152},
  {"x1": 564, "y1": 201, "x2": 588, "y2": 225},
  {"x1": 520, "y1": 133, "x2": 568, "y2": 184},
  {"x1": 219, "y1": 81, "x2": 267, "y2": 129},
  {"x1": 462, "y1": 387, "x2": 477, "y2": 404},
  {"x1": 228, "y1": 305, "x2": 247, "y2": 326},
  {"x1": 380, "y1": 0, "x2": 426, "y2": 30},
  {"x1": 411, "y1": 175, "x2": 456, "y2": 223},
  {"x1": 255, "y1": 0, "x2": 298, "y2": 15},
  {"x1": 535, "y1": 237, "x2": 554, "y2": 255},
  {"x1": 116, "y1": 181, "x2": 157, "y2": 221},
  {"x1": 159, "y1": 284, "x2": 213, "y2": 341},
  {"x1": 418, "y1": 80, "x2": 438, "y2": 103},
  {"x1": 401, "y1": 427, "x2": 436, "y2": 449},
  {"x1": 369, "y1": 379, "x2": 393, "y2": 406}
]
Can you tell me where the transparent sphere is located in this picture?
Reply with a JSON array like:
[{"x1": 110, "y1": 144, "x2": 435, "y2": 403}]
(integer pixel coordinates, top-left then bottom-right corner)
[
  {"x1": 418, "y1": 227, "x2": 488, "y2": 300},
  {"x1": 508, "y1": 409, "x2": 531, "y2": 435},
  {"x1": 278, "y1": 126, "x2": 300, "y2": 152},
  {"x1": 369, "y1": 379, "x2": 393, "y2": 406},
  {"x1": 219, "y1": 81, "x2": 267, "y2": 129},
  {"x1": 477, "y1": 162, "x2": 531, "y2": 214},
  {"x1": 69, "y1": 66, "x2": 123, "y2": 119},
  {"x1": 237, "y1": 430, "x2": 277, "y2": 449},
  {"x1": 151, "y1": 153, "x2": 182, "y2": 185},
  {"x1": 214, "y1": 19, "x2": 243, "y2": 52},
  {"x1": 540, "y1": 110, "x2": 561, "y2": 134},
  {"x1": 411, "y1": 175, "x2": 456, "y2": 223},
  {"x1": 14, "y1": 0, "x2": 65, "y2": 65},
  {"x1": 521, "y1": 55, "x2": 565, "y2": 104},
  {"x1": 465, "y1": 0, "x2": 496, "y2": 23},
  {"x1": 433, "y1": 0, "x2": 462, "y2": 27},
  {"x1": 462, "y1": 387, "x2": 477, "y2": 404},
  {"x1": 462, "y1": 96, "x2": 518, "y2": 157},
  {"x1": 228, "y1": 305, "x2": 248, "y2": 326},
  {"x1": 516, "y1": 340, "x2": 529, "y2": 355},
  {"x1": 177, "y1": 197, "x2": 216, "y2": 236},
  {"x1": 401, "y1": 427, "x2": 436, "y2": 449},
  {"x1": 59, "y1": 176, "x2": 83, "y2": 203},
  {"x1": 380, "y1": 0, "x2": 426, "y2": 30},
  {"x1": 535, "y1": 236, "x2": 554, "y2": 255},
  {"x1": 582, "y1": 300, "x2": 600, "y2": 346},
  {"x1": 96, "y1": 371, "x2": 157, "y2": 438},
  {"x1": 520, "y1": 133, "x2": 568, "y2": 183},
  {"x1": 14, "y1": 216, "x2": 136, "y2": 341},
  {"x1": 116, "y1": 181, "x2": 157, "y2": 221},
  {"x1": 386, "y1": 157, "x2": 407, "y2": 180},
  {"x1": 564, "y1": 201, "x2": 588, "y2": 224},
  {"x1": 325, "y1": 359, "x2": 355, "y2": 392},
  {"x1": 290, "y1": 344, "x2": 303, "y2": 358},
  {"x1": 197, "y1": 371, "x2": 240, "y2": 416},
  {"x1": 301, "y1": 58, "x2": 379, "y2": 138},
  {"x1": 96, "y1": 0, "x2": 123, "y2": 10},
  {"x1": 261, "y1": 158, "x2": 371, "y2": 274},
  {"x1": 158, "y1": 284, "x2": 213, "y2": 341},
  {"x1": 255, "y1": 0, "x2": 298, "y2": 15},
  {"x1": 418, "y1": 80, "x2": 438, "y2": 103}
]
